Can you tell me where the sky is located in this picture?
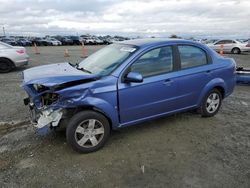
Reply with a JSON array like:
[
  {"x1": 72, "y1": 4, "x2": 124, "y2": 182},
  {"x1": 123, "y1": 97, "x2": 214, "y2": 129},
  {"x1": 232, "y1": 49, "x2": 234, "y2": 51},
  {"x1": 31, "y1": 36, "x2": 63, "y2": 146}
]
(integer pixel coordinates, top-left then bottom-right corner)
[{"x1": 0, "y1": 0, "x2": 249, "y2": 38}]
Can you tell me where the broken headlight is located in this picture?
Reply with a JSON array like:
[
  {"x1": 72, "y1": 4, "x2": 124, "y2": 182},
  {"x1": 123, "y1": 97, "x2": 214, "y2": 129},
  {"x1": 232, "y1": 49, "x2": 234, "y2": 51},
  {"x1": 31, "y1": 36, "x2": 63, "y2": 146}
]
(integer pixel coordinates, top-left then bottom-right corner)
[
  {"x1": 41, "y1": 93, "x2": 60, "y2": 106},
  {"x1": 33, "y1": 84, "x2": 49, "y2": 93}
]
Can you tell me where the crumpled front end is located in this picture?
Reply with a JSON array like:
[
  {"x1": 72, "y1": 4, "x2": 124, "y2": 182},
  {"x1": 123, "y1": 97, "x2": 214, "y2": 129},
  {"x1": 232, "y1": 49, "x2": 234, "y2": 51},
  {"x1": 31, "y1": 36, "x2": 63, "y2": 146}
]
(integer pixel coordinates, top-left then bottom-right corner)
[
  {"x1": 22, "y1": 66, "x2": 98, "y2": 129},
  {"x1": 21, "y1": 63, "x2": 119, "y2": 130},
  {"x1": 29, "y1": 103, "x2": 63, "y2": 128},
  {"x1": 22, "y1": 82, "x2": 94, "y2": 129},
  {"x1": 23, "y1": 85, "x2": 62, "y2": 129}
]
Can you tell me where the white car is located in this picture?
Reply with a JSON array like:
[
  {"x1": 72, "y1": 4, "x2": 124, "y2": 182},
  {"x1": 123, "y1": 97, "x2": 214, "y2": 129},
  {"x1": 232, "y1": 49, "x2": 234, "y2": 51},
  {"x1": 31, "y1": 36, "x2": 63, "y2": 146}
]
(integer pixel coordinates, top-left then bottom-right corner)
[
  {"x1": 46, "y1": 38, "x2": 62, "y2": 46},
  {"x1": 207, "y1": 39, "x2": 250, "y2": 54},
  {"x1": 0, "y1": 42, "x2": 29, "y2": 73},
  {"x1": 84, "y1": 38, "x2": 95, "y2": 45},
  {"x1": 93, "y1": 38, "x2": 104, "y2": 45}
]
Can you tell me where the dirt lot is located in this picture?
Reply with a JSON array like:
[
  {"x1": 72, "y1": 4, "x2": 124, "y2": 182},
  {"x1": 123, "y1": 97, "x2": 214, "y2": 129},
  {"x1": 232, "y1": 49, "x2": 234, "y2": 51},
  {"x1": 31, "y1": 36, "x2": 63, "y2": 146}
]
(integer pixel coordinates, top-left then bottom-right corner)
[{"x1": 0, "y1": 46, "x2": 250, "y2": 187}]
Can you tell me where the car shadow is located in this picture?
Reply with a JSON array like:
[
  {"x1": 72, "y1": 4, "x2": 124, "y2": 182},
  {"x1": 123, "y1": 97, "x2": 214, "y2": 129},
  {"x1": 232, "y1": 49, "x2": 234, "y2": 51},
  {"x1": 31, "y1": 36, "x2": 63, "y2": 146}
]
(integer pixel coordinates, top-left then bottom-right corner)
[
  {"x1": 41, "y1": 111, "x2": 200, "y2": 152},
  {"x1": 14, "y1": 66, "x2": 31, "y2": 72}
]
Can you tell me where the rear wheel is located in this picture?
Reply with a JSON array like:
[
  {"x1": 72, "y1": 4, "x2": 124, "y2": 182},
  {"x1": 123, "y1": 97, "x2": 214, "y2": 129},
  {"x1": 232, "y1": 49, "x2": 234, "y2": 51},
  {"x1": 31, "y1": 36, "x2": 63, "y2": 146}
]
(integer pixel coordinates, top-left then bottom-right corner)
[
  {"x1": 0, "y1": 58, "x2": 13, "y2": 73},
  {"x1": 200, "y1": 89, "x2": 222, "y2": 117},
  {"x1": 232, "y1": 47, "x2": 240, "y2": 54},
  {"x1": 66, "y1": 111, "x2": 110, "y2": 153}
]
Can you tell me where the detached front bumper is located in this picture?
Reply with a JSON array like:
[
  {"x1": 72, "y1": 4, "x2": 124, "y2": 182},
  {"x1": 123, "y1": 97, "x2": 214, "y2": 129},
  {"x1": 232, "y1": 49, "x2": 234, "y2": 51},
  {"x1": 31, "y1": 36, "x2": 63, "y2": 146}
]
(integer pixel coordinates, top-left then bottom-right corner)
[{"x1": 25, "y1": 98, "x2": 63, "y2": 128}]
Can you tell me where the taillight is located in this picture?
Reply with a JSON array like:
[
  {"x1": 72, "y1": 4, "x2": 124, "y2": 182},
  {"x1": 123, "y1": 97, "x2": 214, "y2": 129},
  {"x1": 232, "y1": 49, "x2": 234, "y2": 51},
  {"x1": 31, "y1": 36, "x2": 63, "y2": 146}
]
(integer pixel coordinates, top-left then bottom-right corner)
[
  {"x1": 16, "y1": 49, "x2": 25, "y2": 54},
  {"x1": 246, "y1": 44, "x2": 250, "y2": 47}
]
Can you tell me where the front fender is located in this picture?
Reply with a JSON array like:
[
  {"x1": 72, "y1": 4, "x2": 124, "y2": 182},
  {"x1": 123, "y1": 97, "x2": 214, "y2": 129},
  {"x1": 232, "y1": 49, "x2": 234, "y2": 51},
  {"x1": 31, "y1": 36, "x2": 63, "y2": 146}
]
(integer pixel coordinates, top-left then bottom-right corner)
[
  {"x1": 76, "y1": 96, "x2": 119, "y2": 129},
  {"x1": 197, "y1": 78, "x2": 226, "y2": 106},
  {"x1": 52, "y1": 94, "x2": 119, "y2": 129}
]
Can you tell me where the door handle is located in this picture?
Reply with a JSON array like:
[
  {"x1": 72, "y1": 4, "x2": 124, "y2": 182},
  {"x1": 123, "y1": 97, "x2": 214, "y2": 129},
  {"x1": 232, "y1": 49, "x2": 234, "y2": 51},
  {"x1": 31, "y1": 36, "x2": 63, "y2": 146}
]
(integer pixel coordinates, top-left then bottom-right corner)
[
  {"x1": 163, "y1": 79, "x2": 173, "y2": 86},
  {"x1": 205, "y1": 70, "x2": 212, "y2": 74}
]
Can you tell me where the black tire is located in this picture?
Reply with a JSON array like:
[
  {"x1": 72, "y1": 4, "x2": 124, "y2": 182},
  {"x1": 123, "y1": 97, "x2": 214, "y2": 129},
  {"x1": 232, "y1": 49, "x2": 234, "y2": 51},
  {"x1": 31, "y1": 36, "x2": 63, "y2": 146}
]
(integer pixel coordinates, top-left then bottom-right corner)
[
  {"x1": 66, "y1": 110, "x2": 110, "y2": 153},
  {"x1": 200, "y1": 88, "x2": 222, "y2": 117},
  {"x1": 232, "y1": 47, "x2": 241, "y2": 54},
  {"x1": 0, "y1": 58, "x2": 14, "y2": 73}
]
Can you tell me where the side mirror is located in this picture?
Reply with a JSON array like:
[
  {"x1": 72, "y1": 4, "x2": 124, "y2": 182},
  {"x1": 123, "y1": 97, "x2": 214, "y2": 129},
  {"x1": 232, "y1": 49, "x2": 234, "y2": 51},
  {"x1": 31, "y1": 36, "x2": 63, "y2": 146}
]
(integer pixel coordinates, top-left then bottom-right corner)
[{"x1": 124, "y1": 72, "x2": 143, "y2": 83}]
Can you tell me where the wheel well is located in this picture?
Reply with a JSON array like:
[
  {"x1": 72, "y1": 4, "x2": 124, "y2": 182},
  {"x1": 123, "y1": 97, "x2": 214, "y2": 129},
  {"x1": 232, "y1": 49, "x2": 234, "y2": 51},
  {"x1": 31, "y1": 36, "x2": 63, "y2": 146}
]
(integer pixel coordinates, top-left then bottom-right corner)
[
  {"x1": 231, "y1": 47, "x2": 240, "y2": 53},
  {"x1": 214, "y1": 86, "x2": 225, "y2": 99},
  {"x1": 67, "y1": 106, "x2": 113, "y2": 130},
  {"x1": 0, "y1": 57, "x2": 15, "y2": 68}
]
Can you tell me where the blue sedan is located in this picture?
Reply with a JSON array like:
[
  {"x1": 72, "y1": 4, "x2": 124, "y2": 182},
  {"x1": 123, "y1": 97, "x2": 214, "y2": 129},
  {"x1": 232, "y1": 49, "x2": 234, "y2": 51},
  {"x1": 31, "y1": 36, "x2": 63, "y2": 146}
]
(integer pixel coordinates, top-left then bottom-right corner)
[{"x1": 22, "y1": 38, "x2": 236, "y2": 153}]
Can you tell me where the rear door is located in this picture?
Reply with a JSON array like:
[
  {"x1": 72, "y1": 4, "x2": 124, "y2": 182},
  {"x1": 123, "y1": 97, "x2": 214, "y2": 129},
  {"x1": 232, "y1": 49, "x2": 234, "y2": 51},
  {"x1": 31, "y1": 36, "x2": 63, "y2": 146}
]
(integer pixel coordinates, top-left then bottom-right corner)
[
  {"x1": 214, "y1": 40, "x2": 232, "y2": 53},
  {"x1": 223, "y1": 40, "x2": 234, "y2": 52},
  {"x1": 117, "y1": 46, "x2": 179, "y2": 124},
  {"x1": 174, "y1": 45, "x2": 212, "y2": 109}
]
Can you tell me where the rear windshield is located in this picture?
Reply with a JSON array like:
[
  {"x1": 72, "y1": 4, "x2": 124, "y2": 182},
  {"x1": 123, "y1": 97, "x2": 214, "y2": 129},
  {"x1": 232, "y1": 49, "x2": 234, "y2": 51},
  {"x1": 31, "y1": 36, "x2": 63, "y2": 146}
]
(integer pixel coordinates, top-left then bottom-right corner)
[{"x1": 0, "y1": 42, "x2": 12, "y2": 49}]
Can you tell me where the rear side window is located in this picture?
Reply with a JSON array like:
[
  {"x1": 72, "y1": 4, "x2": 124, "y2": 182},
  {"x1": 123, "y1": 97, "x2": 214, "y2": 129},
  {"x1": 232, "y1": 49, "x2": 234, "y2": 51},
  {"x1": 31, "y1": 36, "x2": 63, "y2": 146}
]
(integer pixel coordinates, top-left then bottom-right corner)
[
  {"x1": 0, "y1": 42, "x2": 11, "y2": 49},
  {"x1": 215, "y1": 41, "x2": 223, "y2": 45},
  {"x1": 224, "y1": 40, "x2": 233, "y2": 44},
  {"x1": 178, "y1": 45, "x2": 207, "y2": 69},
  {"x1": 215, "y1": 40, "x2": 232, "y2": 45},
  {"x1": 130, "y1": 46, "x2": 173, "y2": 77}
]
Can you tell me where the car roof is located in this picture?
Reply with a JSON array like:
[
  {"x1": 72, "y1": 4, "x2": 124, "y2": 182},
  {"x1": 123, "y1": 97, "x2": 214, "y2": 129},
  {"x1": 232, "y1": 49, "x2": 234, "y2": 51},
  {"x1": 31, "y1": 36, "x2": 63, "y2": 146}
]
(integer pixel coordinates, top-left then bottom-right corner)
[
  {"x1": 119, "y1": 38, "x2": 198, "y2": 48},
  {"x1": 215, "y1": 39, "x2": 241, "y2": 43}
]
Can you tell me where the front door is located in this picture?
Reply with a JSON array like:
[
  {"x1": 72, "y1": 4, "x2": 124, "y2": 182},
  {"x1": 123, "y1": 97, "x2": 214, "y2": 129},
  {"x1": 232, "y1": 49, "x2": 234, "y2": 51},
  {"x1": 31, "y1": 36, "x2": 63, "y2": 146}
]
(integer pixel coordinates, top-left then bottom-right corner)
[{"x1": 118, "y1": 46, "x2": 178, "y2": 124}]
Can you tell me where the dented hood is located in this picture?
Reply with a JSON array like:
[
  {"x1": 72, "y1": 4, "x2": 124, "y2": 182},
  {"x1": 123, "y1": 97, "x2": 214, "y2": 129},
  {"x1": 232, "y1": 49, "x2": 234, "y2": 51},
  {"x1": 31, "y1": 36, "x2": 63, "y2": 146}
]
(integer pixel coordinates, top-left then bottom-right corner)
[{"x1": 23, "y1": 62, "x2": 97, "y2": 87}]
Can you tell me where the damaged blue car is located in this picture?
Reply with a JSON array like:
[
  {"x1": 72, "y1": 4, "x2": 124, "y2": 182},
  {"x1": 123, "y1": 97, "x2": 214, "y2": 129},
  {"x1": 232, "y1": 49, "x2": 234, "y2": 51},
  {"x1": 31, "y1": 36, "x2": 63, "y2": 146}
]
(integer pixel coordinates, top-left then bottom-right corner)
[{"x1": 22, "y1": 39, "x2": 236, "y2": 153}]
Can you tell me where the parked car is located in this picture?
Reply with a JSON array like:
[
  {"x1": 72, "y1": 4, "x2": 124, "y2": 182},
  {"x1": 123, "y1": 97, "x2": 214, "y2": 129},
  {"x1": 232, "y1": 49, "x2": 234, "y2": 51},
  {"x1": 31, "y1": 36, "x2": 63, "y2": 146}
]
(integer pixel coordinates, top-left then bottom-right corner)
[
  {"x1": 244, "y1": 39, "x2": 250, "y2": 44},
  {"x1": 0, "y1": 42, "x2": 29, "y2": 73},
  {"x1": 22, "y1": 39, "x2": 236, "y2": 153},
  {"x1": 207, "y1": 39, "x2": 250, "y2": 54},
  {"x1": 0, "y1": 38, "x2": 18, "y2": 46},
  {"x1": 68, "y1": 36, "x2": 82, "y2": 45},
  {"x1": 55, "y1": 36, "x2": 74, "y2": 45},
  {"x1": 31, "y1": 38, "x2": 49, "y2": 46},
  {"x1": 98, "y1": 35, "x2": 113, "y2": 44},
  {"x1": 84, "y1": 37, "x2": 96, "y2": 45},
  {"x1": 102, "y1": 38, "x2": 112, "y2": 45},
  {"x1": 62, "y1": 37, "x2": 74, "y2": 45},
  {"x1": 46, "y1": 38, "x2": 62, "y2": 46},
  {"x1": 31, "y1": 37, "x2": 41, "y2": 45},
  {"x1": 16, "y1": 38, "x2": 32, "y2": 46}
]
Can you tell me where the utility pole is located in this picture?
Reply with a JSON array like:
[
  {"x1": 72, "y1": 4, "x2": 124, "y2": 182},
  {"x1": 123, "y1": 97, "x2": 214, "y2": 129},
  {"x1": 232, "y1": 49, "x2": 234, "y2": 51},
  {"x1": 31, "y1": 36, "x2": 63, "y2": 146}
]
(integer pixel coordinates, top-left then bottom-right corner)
[{"x1": 3, "y1": 26, "x2": 6, "y2": 36}]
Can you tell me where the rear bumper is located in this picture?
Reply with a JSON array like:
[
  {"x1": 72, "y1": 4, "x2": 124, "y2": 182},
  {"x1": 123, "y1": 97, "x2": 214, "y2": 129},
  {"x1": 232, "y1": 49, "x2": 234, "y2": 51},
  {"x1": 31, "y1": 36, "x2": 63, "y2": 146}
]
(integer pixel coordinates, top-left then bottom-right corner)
[
  {"x1": 14, "y1": 58, "x2": 29, "y2": 67},
  {"x1": 240, "y1": 47, "x2": 250, "y2": 52},
  {"x1": 241, "y1": 49, "x2": 250, "y2": 52}
]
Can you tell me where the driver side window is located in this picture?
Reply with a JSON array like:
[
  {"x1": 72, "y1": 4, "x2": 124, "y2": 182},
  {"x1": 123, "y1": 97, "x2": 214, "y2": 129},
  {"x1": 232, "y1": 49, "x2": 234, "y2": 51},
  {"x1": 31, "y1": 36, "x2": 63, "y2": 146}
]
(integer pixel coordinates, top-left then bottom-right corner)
[{"x1": 130, "y1": 46, "x2": 173, "y2": 77}]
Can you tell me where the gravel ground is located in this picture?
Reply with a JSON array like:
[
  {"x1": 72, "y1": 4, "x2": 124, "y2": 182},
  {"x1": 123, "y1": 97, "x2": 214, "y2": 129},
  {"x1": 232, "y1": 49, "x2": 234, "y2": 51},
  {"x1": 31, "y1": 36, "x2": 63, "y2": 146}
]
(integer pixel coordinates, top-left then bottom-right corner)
[{"x1": 0, "y1": 46, "x2": 250, "y2": 187}]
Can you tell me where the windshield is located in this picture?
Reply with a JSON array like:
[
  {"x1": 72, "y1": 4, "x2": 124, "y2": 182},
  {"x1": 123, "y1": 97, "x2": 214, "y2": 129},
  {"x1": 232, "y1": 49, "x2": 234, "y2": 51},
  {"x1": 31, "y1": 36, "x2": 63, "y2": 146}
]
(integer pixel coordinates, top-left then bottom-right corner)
[
  {"x1": 78, "y1": 44, "x2": 137, "y2": 76},
  {"x1": 235, "y1": 39, "x2": 243, "y2": 43}
]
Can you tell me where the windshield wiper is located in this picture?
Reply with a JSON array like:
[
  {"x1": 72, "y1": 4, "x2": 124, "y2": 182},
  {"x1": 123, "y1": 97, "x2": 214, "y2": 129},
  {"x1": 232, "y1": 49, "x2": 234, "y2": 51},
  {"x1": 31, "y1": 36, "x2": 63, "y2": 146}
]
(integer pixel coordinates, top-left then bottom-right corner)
[
  {"x1": 75, "y1": 63, "x2": 92, "y2": 74},
  {"x1": 68, "y1": 62, "x2": 75, "y2": 67}
]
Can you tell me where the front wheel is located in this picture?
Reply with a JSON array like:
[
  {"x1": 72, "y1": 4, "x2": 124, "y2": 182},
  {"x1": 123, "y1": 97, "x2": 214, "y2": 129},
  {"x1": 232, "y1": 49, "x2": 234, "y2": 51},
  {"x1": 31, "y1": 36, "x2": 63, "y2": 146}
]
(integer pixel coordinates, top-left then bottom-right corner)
[
  {"x1": 66, "y1": 111, "x2": 110, "y2": 153},
  {"x1": 200, "y1": 89, "x2": 222, "y2": 117}
]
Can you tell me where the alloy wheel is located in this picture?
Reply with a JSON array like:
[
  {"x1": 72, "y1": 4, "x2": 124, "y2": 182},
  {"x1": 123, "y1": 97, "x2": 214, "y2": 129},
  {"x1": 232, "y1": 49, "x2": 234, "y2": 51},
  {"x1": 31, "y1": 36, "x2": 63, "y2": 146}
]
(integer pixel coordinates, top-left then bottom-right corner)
[
  {"x1": 206, "y1": 93, "x2": 220, "y2": 113},
  {"x1": 74, "y1": 119, "x2": 105, "y2": 148}
]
